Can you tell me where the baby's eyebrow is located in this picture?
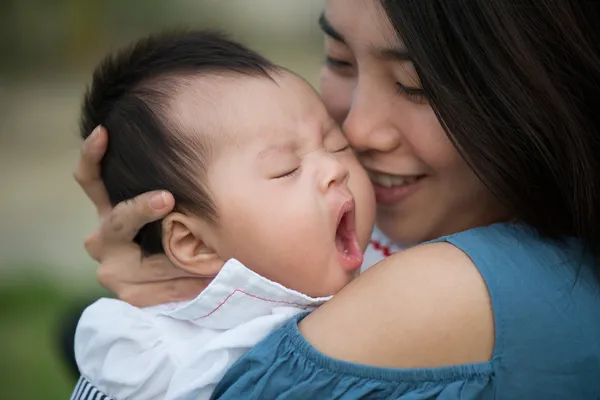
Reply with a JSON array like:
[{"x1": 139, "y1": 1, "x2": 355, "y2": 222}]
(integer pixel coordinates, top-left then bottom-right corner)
[{"x1": 256, "y1": 142, "x2": 295, "y2": 161}]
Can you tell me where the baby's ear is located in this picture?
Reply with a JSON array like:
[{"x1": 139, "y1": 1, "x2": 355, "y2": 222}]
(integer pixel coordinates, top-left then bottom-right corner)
[{"x1": 162, "y1": 212, "x2": 224, "y2": 277}]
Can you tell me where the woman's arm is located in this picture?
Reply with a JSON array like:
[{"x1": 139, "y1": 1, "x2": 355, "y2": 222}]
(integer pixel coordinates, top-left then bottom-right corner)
[{"x1": 299, "y1": 242, "x2": 495, "y2": 368}]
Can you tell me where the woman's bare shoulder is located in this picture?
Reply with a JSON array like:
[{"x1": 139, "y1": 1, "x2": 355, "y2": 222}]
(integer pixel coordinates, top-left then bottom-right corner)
[{"x1": 299, "y1": 242, "x2": 494, "y2": 368}]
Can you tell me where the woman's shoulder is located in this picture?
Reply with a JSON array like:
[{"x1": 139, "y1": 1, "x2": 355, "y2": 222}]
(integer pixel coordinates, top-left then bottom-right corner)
[
  {"x1": 301, "y1": 240, "x2": 495, "y2": 369},
  {"x1": 302, "y1": 221, "x2": 600, "y2": 382}
]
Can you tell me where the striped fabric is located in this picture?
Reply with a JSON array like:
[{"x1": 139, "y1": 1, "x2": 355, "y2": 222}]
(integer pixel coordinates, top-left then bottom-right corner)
[{"x1": 70, "y1": 376, "x2": 113, "y2": 400}]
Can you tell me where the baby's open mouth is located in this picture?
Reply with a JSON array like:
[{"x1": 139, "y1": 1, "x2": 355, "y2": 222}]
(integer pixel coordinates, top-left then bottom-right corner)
[{"x1": 335, "y1": 199, "x2": 363, "y2": 271}]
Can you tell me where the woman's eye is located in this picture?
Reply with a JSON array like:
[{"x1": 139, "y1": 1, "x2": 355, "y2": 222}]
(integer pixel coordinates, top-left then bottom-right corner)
[
  {"x1": 396, "y1": 82, "x2": 428, "y2": 104},
  {"x1": 273, "y1": 167, "x2": 300, "y2": 179},
  {"x1": 325, "y1": 56, "x2": 353, "y2": 69}
]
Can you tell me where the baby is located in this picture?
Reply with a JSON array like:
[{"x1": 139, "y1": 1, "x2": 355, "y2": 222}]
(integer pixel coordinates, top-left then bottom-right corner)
[{"x1": 74, "y1": 30, "x2": 375, "y2": 400}]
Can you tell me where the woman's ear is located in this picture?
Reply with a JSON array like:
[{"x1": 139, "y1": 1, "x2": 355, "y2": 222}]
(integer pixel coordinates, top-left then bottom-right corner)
[{"x1": 162, "y1": 212, "x2": 224, "y2": 277}]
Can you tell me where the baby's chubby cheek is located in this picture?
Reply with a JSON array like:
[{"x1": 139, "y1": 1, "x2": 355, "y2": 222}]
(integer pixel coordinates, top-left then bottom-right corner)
[{"x1": 348, "y1": 166, "x2": 376, "y2": 252}]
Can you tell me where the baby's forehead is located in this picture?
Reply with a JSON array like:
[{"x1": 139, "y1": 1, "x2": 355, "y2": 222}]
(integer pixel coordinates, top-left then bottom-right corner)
[{"x1": 165, "y1": 70, "x2": 327, "y2": 149}]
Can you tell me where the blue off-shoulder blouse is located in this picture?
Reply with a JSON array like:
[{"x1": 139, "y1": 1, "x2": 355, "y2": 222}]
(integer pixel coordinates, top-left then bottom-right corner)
[
  {"x1": 212, "y1": 224, "x2": 600, "y2": 399},
  {"x1": 212, "y1": 312, "x2": 494, "y2": 399}
]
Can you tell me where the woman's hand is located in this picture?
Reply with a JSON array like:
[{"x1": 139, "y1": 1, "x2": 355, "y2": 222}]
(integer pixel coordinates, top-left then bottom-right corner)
[{"x1": 74, "y1": 126, "x2": 209, "y2": 307}]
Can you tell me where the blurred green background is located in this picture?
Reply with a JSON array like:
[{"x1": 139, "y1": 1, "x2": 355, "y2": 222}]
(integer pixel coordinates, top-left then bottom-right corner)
[{"x1": 0, "y1": 1, "x2": 324, "y2": 398}]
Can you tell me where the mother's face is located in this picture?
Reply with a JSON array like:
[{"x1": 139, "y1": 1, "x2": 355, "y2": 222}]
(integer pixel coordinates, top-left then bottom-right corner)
[{"x1": 320, "y1": 0, "x2": 507, "y2": 245}]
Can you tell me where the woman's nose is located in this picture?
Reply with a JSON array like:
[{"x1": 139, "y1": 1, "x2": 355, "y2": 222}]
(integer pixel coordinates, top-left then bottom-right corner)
[{"x1": 342, "y1": 85, "x2": 403, "y2": 153}]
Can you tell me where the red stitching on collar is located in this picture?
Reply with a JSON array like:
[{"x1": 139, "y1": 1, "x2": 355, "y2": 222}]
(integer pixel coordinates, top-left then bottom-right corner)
[
  {"x1": 369, "y1": 240, "x2": 392, "y2": 257},
  {"x1": 197, "y1": 289, "x2": 312, "y2": 319}
]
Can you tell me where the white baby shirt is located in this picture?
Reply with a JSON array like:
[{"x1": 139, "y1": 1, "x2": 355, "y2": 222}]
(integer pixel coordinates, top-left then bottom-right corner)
[
  {"x1": 75, "y1": 258, "x2": 331, "y2": 400},
  {"x1": 361, "y1": 225, "x2": 405, "y2": 272}
]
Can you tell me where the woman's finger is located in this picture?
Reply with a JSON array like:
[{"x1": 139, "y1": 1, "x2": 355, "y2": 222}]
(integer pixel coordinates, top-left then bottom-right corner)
[
  {"x1": 118, "y1": 277, "x2": 210, "y2": 307},
  {"x1": 97, "y1": 253, "x2": 199, "y2": 288},
  {"x1": 102, "y1": 191, "x2": 175, "y2": 243},
  {"x1": 84, "y1": 229, "x2": 102, "y2": 262},
  {"x1": 140, "y1": 254, "x2": 204, "y2": 282},
  {"x1": 73, "y1": 126, "x2": 112, "y2": 216}
]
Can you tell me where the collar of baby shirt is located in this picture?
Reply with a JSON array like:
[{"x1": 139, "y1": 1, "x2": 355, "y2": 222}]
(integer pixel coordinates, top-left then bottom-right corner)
[
  {"x1": 153, "y1": 258, "x2": 332, "y2": 330},
  {"x1": 361, "y1": 226, "x2": 406, "y2": 272},
  {"x1": 369, "y1": 225, "x2": 405, "y2": 256}
]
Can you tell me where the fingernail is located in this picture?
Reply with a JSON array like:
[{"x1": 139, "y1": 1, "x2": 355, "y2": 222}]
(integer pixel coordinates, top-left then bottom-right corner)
[
  {"x1": 89, "y1": 125, "x2": 101, "y2": 142},
  {"x1": 149, "y1": 192, "x2": 167, "y2": 210}
]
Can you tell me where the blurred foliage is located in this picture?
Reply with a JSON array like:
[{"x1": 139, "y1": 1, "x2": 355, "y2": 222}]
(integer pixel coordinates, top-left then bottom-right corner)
[
  {"x1": 0, "y1": 0, "x2": 236, "y2": 75},
  {"x1": 0, "y1": 281, "x2": 105, "y2": 399}
]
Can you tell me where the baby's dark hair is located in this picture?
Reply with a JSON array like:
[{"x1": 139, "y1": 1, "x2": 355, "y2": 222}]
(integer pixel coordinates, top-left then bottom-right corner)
[{"x1": 80, "y1": 30, "x2": 278, "y2": 255}]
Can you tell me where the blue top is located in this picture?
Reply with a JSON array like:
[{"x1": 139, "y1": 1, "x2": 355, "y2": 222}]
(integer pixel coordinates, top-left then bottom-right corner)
[{"x1": 212, "y1": 223, "x2": 600, "y2": 399}]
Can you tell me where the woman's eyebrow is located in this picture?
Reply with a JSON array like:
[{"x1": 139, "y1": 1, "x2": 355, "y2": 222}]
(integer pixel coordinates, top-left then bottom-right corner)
[
  {"x1": 318, "y1": 13, "x2": 345, "y2": 43},
  {"x1": 374, "y1": 46, "x2": 412, "y2": 62}
]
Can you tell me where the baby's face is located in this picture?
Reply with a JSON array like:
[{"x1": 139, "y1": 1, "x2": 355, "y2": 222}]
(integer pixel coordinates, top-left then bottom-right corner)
[{"x1": 173, "y1": 71, "x2": 375, "y2": 297}]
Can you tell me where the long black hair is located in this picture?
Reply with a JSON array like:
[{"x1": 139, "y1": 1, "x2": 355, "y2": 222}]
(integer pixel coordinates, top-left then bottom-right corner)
[{"x1": 382, "y1": 0, "x2": 600, "y2": 266}]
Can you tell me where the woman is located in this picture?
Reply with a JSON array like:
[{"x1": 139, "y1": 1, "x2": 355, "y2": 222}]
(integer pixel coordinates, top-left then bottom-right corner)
[{"x1": 72, "y1": 0, "x2": 600, "y2": 398}]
